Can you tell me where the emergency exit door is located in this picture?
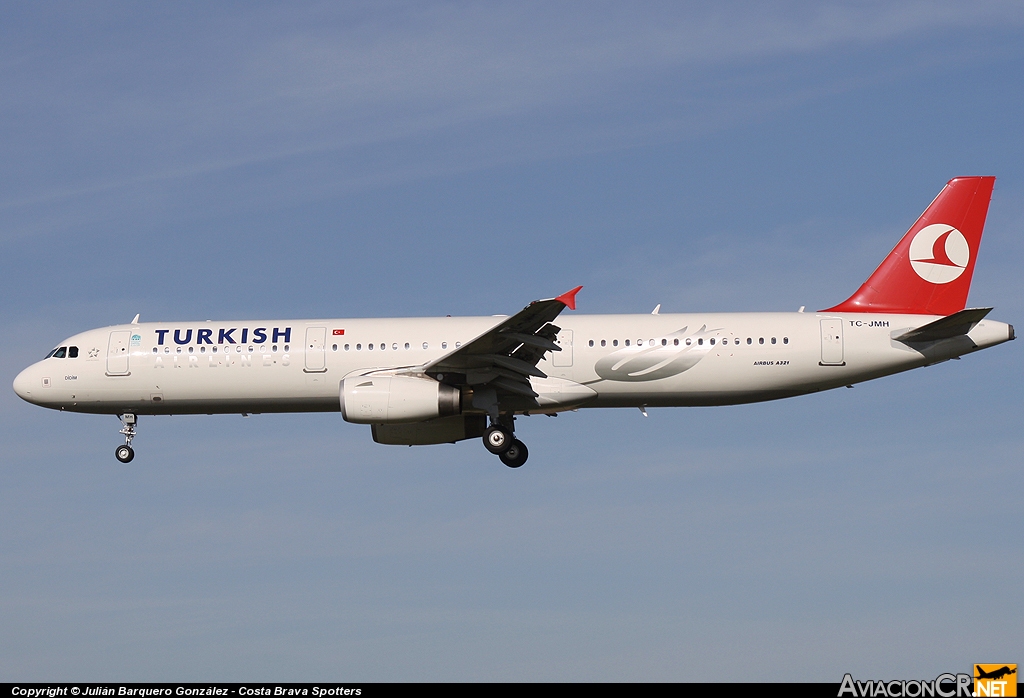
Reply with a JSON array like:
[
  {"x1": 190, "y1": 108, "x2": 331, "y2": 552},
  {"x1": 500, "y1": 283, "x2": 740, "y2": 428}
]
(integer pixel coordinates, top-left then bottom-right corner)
[
  {"x1": 304, "y1": 327, "x2": 327, "y2": 372},
  {"x1": 552, "y1": 329, "x2": 573, "y2": 367}
]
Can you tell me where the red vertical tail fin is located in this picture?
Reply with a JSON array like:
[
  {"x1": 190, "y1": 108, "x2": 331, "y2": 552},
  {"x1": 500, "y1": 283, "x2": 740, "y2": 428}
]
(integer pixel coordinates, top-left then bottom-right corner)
[{"x1": 824, "y1": 176, "x2": 995, "y2": 315}]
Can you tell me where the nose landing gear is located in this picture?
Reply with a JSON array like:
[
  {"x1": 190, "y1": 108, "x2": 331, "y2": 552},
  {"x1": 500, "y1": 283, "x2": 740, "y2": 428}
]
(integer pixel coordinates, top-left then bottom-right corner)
[
  {"x1": 483, "y1": 417, "x2": 528, "y2": 468},
  {"x1": 115, "y1": 413, "x2": 136, "y2": 463}
]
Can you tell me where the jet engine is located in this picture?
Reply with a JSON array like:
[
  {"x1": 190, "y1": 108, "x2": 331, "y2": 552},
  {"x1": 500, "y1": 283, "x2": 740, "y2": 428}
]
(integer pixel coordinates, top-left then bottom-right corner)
[{"x1": 341, "y1": 375, "x2": 461, "y2": 424}]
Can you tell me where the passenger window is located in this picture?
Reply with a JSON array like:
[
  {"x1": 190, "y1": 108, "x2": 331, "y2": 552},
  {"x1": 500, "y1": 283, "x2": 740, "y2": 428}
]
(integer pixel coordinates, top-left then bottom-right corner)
[
  {"x1": 783, "y1": 337, "x2": 789, "y2": 344},
  {"x1": 613, "y1": 340, "x2": 618, "y2": 347},
  {"x1": 759, "y1": 338, "x2": 764, "y2": 345},
  {"x1": 69, "y1": 346, "x2": 79, "y2": 358},
  {"x1": 345, "y1": 344, "x2": 350, "y2": 351},
  {"x1": 685, "y1": 338, "x2": 691, "y2": 346},
  {"x1": 442, "y1": 342, "x2": 448, "y2": 349},
  {"x1": 284, "y1": 345, "x2": 290, "y2": 351},
  {"x1": 213, "y1": 347, "x2": 218, "y2": 353},
  {"x1": 368, "y1": 343, "x2": 374, "y2": 350},
  {"x1": 200, "y1": 346, "x2": 206, "y2": 354},
  {"x1": 625, "y1": 339, "x2": 630, "y2": 346},
  {"x1": 405, "y1": 343, "x2": 410, "y2": 349},
  {"x1": 356, "y1": 344, "x2": 362, "y2": 350},
  {"x1": 747, "y1": 338, "x2": 752, "y2": 345},
  {"x1": 332, "y1": 344, "x2": 338, "y2": 351},
  {"x1": 380, "y1": 344, "x2": 385, "y2": 350},
  {"x1": 455, "y1": 342, "x2": 462, "y2": 348},
  {"x1": 710, "y1": 338, "x2": 715, "y2": 345},
  {"x1": 152, "y1": 347, "x2": 157, "y2": 354},
  {"x1": 422, "y1": 342, "x2": 429, "y2": 349},
  {"x1": 662, "y1": 339, "x2": 667, "y2": 346},
  {"x1": 392, "y1": 343, "x2": 398, "y2": 350},
  {"x1": 272, "y1": 345, "x2": 277, "y2": 352},
  {"x1": 771, "y1": 337, "x2": 777, "y2": 344},
  {"x1": 673, "y1": 338, "x2": 679, "y2": 346},
  {"x1": 601, "y1": 340, "x2": 606, "y2": 347},
  {"x1": 698, "y1": 338, "x2": 703, "y2": 346}
]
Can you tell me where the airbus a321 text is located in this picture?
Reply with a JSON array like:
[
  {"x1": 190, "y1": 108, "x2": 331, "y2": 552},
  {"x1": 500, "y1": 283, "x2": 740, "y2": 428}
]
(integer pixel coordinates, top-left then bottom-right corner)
[{"x1": 13, "y1": 177, "x2": 1014, "y2": 467}]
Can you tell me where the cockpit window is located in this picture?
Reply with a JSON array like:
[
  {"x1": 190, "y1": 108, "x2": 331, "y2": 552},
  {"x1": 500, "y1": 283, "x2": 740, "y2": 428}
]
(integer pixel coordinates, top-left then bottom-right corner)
[
  {"x1": 68, "y1": 346, "x2": 79, "y2": 358},
  {"x1": 52, "y1": 347, "x2": 67, "y2": 359},
  {"x1": 45, "y1": 348, "x2": 58, "y2": 359}
]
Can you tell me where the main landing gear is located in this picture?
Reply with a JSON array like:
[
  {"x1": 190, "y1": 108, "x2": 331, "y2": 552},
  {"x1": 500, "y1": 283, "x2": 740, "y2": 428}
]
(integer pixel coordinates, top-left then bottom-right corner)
[
  {"x1": 115, "y1": 413, "x2": 136, "y2": 463},
  {"x1": 482, "y1": 418, "x2": 528, "y2": 468}
]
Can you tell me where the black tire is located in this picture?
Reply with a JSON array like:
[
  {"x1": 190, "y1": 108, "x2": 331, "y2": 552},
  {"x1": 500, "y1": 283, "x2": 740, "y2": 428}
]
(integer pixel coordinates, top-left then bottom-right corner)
[
  {"x1": 483, "y1": 425, "x2": 512, "y2": 454},
  {"x1": 499, "y1": 439, "x2": 528, "y2": 468},
  {"x1": 115, "y1": 445, "x2": 135, "y2": 463}
]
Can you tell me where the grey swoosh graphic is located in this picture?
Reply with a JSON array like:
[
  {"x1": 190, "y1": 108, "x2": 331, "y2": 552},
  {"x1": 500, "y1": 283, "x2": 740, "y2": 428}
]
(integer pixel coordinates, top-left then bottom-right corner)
[{"x1": 592, "y1": 325, "x2": 722, "y2": 382}]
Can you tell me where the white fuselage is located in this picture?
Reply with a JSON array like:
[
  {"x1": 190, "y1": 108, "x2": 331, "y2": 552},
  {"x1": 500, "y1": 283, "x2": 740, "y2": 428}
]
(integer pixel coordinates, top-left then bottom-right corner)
[{"x1": 13, "y1": 311, "x2": 1014, "y2": 416}]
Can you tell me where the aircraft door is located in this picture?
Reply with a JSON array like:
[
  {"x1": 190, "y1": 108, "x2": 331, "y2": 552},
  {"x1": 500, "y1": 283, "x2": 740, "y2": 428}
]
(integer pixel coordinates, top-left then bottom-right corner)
[
  {"x1": 106, "y1": 330, "x2": 132, "y2": 375},
  {"x1": 304, "y1": 326, "x2": 327, "y2": 372},
  {"x1": 819, "y1": 319, "x2": 845, "y2": 366},
  {"x1": 552, "y1": 329, "x2": 573, "y2": 367}
]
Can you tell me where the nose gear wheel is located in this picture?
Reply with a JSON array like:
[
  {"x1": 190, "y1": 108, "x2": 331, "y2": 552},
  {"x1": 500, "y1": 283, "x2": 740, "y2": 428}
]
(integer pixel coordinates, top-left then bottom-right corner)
[{"x1": 116, "y1": 414, "x2": 137, "y2": 463}]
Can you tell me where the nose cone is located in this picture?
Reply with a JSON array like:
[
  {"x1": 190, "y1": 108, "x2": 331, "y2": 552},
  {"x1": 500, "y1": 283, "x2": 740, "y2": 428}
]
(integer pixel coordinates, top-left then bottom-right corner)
[{"x1": 13, "y1": 365, "x2": 37, "y2": 403}]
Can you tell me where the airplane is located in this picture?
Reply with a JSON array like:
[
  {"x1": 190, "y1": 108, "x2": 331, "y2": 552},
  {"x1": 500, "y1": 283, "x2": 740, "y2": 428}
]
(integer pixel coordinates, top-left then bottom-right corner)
[
  {"x1": 975, "y1": 666, "x2": 1016, "y2": 681},
  {"x1": 12, "y1": 176, "x2": 1015, "y2": 468}
]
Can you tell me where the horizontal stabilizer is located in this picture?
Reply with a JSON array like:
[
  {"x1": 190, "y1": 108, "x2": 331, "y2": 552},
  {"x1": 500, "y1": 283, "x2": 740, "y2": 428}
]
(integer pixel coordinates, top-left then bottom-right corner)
[{"x1": 893, "y1": 307, "x2": 992, "y2": 343}]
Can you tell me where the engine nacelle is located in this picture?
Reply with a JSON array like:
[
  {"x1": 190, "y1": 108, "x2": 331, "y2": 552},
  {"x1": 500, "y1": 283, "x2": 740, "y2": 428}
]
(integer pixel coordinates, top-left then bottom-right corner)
[{"x1": 341, "y1": 375, "x2": 461, "y2": 424}]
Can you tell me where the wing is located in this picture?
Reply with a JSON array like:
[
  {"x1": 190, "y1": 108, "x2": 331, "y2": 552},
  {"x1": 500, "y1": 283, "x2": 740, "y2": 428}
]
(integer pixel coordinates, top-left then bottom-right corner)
[{"x1": 415, "y1": 286, "x2": 582, "y2": 403}]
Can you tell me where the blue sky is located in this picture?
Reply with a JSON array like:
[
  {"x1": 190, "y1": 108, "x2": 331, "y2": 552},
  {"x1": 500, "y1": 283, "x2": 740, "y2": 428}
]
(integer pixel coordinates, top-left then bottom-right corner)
[{"x1": 1, "y1": 1, "x2": 1022, "y2": 681}]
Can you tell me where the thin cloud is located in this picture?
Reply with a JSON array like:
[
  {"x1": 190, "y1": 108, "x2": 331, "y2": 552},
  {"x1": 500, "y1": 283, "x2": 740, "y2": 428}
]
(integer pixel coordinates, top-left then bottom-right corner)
[{"x1": 1, "y1": 2, "x2": 1021, "y2": 216}]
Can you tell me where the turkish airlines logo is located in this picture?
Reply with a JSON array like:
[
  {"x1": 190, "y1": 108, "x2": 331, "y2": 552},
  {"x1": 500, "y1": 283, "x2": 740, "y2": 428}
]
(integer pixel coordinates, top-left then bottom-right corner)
[{"x1": 909, "y1": 224, "x2": 970, "y2": 284}]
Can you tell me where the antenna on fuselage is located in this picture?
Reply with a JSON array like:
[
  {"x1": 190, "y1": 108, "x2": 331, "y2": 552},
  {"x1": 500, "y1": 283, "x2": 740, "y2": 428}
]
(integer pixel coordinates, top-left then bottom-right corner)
[
  {"x1": 651, "y1": 304, "x2": 661, "y2": 315},
  {"x1": 131, "y1": 314, "x2": 140, "y2": 324}
]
